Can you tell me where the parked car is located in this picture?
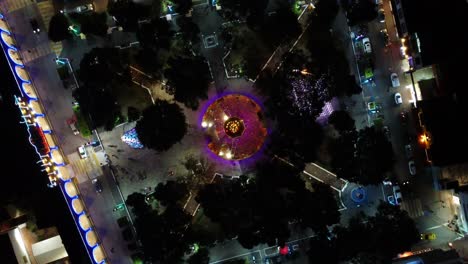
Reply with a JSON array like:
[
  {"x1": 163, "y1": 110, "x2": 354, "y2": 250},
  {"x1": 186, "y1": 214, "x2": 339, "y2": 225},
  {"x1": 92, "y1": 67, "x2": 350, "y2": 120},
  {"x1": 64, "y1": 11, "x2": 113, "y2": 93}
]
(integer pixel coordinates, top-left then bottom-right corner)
[
  {"x1": 408, "y1": 160, "x2": 416, "y2": 175},
  {"x1": 394, "y1": 93, "x2": 403, "y2": 104},
  {"x1": 78, "y1": 145, "x2": 87, "y2": 159},
  {"x1": 30, "y1": 19, "x2": 40, "y2": 34},
  {"x1": 362, "y1": 38, "x2": 372, "y2": 53},
  {"x1": 380, "y1": 29, "x2": 389, "y2": 44},
  {"x1": 382, "y1": 178, "x2": 393, "y2": 186},
  {"x1": 382, "y1": 126, "x2": 391, "y2": 141},
  {"x1": 391, "y1": 73, "x2": 400, "y2": 87},
  {"x1": 69, "y1": 122, "x2": 79, "y2": 135},
  {"x1": 92, "y1": 178, "x2": 103, "y2": 193},
  {"x1": 388, "y1": 185, "x2": 403, "y2": 205},
  {"x1": 421, "y1": 233, "x2": 436, "y2": 240},
  {"x1": 405, "y1": 144, "x2": 413, "y2": 158},
  {"x1": 68, "y1": 4, "x2": 94, "y2": 14}
]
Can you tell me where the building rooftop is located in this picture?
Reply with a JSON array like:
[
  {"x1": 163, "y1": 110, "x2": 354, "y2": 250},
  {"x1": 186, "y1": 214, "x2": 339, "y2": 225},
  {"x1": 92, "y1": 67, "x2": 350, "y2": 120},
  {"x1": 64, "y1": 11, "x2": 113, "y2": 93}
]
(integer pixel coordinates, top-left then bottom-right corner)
[
  {"x1": 418, "y1": 97, "x2": 468, "y2": 167},
  {"x1": 393, "y1": 248, "x2": 462, "y2": 264}
]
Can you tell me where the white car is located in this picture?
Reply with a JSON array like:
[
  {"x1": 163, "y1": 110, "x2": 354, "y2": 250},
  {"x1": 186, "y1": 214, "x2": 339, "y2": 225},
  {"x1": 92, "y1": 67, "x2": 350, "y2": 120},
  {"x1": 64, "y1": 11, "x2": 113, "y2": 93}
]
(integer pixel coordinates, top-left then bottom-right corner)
[
  {"x1": 394, "y1": 93, "x2": 403, "y2": 104},
  {"x1": 391, "y1": 73, "x2": 400, "y2": 87},
  {"x1": 69, "y1": 122, "x2": 79, "y2": 135},
  {"x1": 78, "y1": 145, "x2": 88, "y2": 159},
  {"x1": 362, "y1": 38, "x2": 372, "y2": 53},
  {"x1": 408, "y1": 160, "x2": 416, "y2": 176},
  {"x1": 65, "y1": 4, "x2": 94, "y2": 14}
]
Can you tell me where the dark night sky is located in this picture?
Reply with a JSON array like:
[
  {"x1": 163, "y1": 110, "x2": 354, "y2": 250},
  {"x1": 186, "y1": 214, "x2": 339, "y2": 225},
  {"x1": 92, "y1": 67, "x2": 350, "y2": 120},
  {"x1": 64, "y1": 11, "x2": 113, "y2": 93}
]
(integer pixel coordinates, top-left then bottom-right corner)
[{"x1": 0, "y1": 52, "x2": 88, "y2": 263}]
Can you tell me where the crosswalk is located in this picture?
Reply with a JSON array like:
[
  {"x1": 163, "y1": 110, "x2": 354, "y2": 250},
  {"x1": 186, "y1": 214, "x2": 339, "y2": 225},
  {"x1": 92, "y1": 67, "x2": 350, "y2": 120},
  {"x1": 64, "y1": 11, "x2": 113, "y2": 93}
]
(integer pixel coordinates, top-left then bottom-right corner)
[
  {"x1": 37, "y1": 0, "x2": 63, "y2": 56},
  {"x1": 37, "y1": 0, "x2": 53, "y2": 31},
  {"x1": 68, "y1": 148, "x2": 103, "y2": 184},
  {"x1": 401, "y1": 198, "x2": 424, "y2": 218},
  {"x1": 2, "y1": 0, "x2": 34, "y2": 13}
]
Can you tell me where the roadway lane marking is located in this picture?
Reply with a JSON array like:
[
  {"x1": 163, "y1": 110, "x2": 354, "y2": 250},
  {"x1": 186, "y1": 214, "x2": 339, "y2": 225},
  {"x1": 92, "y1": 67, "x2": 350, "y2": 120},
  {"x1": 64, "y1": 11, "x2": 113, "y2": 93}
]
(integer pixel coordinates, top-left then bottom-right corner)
[
  {"x1": 209, "y1": 250, "x2": 261, "y2": 264},
  {"x1": 425, "y1": 223, "x2": 448, "y2": 231}
]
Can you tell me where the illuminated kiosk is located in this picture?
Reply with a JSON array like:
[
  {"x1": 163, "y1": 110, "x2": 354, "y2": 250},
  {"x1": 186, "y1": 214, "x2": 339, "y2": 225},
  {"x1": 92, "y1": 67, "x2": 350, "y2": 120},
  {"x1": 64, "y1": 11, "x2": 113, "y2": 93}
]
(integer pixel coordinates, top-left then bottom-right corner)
[{"x1": 201, "y1": 94, "x2": 267, "y2": 161}]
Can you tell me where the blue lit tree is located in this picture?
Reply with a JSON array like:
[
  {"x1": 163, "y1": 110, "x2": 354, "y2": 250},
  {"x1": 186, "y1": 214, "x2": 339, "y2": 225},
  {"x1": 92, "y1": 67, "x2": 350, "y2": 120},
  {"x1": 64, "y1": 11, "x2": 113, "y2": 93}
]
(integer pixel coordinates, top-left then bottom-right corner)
[{"x1": 121, "y1": 128, "x2": 144, "y2": 149}]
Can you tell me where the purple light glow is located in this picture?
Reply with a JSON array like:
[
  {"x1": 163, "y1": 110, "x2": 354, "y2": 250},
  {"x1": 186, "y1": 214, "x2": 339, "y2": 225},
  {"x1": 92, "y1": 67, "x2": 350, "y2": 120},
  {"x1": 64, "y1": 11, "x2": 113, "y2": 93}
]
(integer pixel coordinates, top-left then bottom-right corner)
[{"x1": 199, "y1": 93, "x2": 268, "y2": 163}]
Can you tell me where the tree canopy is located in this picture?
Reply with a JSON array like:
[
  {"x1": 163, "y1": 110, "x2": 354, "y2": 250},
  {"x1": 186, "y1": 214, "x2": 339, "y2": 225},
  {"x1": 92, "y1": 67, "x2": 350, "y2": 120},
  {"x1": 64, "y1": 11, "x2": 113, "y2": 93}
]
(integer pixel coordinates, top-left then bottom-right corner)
[
  {"x1": 173, "y1": 0, "x2": 193, "y2": 15},
  {"x1": 330, "y1": 123, "x2": 394, "y2": 185},
  {"x1": 108, "y1": 0, "x2": 151, "y2": 31},
  {"x1": 196, "y1": 160, "x2": 340, "y2": 249},
  {"x1": 153, "y1": 180, "x2": 189, "y2": 206},
  {"x1": 305, "y1": 0, "x2": 362, "y2": 97},
  {"x1": 135, "y1": 206, "x2": 193, "y2": 263},
  {"x1": 344, "y1": 0, "x2": 378, "y2": 26},
  {"x1": 321, "y1": 202, "x2": 420, "y2": 263},
  {"x1": 164, "y1": 56, "x2": 211, "y2": 110},
  {"x1": 328, "y1": 110, "x2": 356, "y2": 134},
  {"x1": 74, "y1": 48, "x2": 128, "y2": 130},
  {"x1": 135, "y1": 100, "x2": 187, "y2": 152},
  {"x1": 67, "y1": 12, "x2": 108, "y2": 37},
  {"x1": 48, "y1": 13, "x2": 72, "y2": 42}
]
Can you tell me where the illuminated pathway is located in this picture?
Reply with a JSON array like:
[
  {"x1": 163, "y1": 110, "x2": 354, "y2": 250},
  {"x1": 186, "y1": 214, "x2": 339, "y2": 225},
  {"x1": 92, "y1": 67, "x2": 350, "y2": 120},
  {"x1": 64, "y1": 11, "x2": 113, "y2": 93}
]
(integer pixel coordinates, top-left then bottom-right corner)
[{"x1": 0, "y1": 12, "x2": 107, "y2": 264}]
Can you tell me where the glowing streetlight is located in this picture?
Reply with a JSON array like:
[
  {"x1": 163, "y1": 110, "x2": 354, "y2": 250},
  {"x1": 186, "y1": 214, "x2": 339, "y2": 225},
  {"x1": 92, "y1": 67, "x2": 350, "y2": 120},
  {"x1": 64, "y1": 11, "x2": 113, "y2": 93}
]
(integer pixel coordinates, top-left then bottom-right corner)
[
  {"x1": 201, "y1": 121, "x2": 207, "y2": 128},
  {"x1": 419, "y1": 134, "x2": 428, "y2": 143},
  {"x1": 225, "y1": 152, "x2": 232, "y2": 159},
  {"x1": 223, "y1": 114, "x2": 229, "y2": 121},
  {"x1": 208, "y1": 122, "x2": 213, "y2": 128}
]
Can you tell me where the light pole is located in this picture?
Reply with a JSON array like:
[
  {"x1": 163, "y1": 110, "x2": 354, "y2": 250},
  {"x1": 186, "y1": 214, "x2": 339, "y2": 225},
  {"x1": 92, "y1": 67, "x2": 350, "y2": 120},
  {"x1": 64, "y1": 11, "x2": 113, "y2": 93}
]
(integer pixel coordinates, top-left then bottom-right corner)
[{"x1": 55, "y1": 57, "x2": 79, "y2": 91}]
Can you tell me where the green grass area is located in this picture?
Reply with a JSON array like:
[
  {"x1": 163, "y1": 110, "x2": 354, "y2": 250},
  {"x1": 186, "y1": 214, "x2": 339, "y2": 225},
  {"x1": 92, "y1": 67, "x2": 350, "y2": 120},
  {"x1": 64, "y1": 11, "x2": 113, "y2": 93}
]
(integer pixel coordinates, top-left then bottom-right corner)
[{"x1": 72, "y1": 105, "x2": 92, "y2": 137}]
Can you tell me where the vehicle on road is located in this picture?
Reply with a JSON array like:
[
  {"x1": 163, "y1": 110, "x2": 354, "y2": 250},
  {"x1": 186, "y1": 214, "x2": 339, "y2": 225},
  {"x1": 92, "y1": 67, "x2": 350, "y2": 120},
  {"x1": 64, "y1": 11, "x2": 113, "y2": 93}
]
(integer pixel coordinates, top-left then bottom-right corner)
[
  {"x1": 400, "y1": 111, "x2": 408, "y2": 124},
  {"x1": 380, "y1": 29, "x2": 389, "y2": 45},
  {"x1": 92, "y1": 178, "x2": 103, "y2": 193},
  {"x1": 362, "y1": 37, "x2": 372, "y2": 53},
  {"x1": 388, "y1": 185, "x2": 403, "y2": 205},
  {"x1": 382, "y1": 126, "x2": 391, "y2": 141},
  {"x1": 69, "y1": 122, "x2": 79, "y2": 135},
  {"x1": 78, "y1": 145, "x2": 87, "y2": 159},
  {"x1": 408, "y1": 160, "x2": 416, "y2": 175},
  {"x1": 421, "y1": 233, "x2": 436, "y2": 240},
  {"x1": 30, "y1": 19, "x2": 40, "y2": 34},
  {"x1": 382, "y1": 178, "x2": 393, "y2": 186},
  {"x1": 394, "y1": 93, "x2": 403, "y2": 105},
  {"x1": 405, "y1": 144, "x2": 413, "y2": 158},
  {"x1": 64, "y1": 4, "x2": 94, "y2": 14},
  {"x1": 391, "y1": 73, "x2": 400, "y2": 87}
]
